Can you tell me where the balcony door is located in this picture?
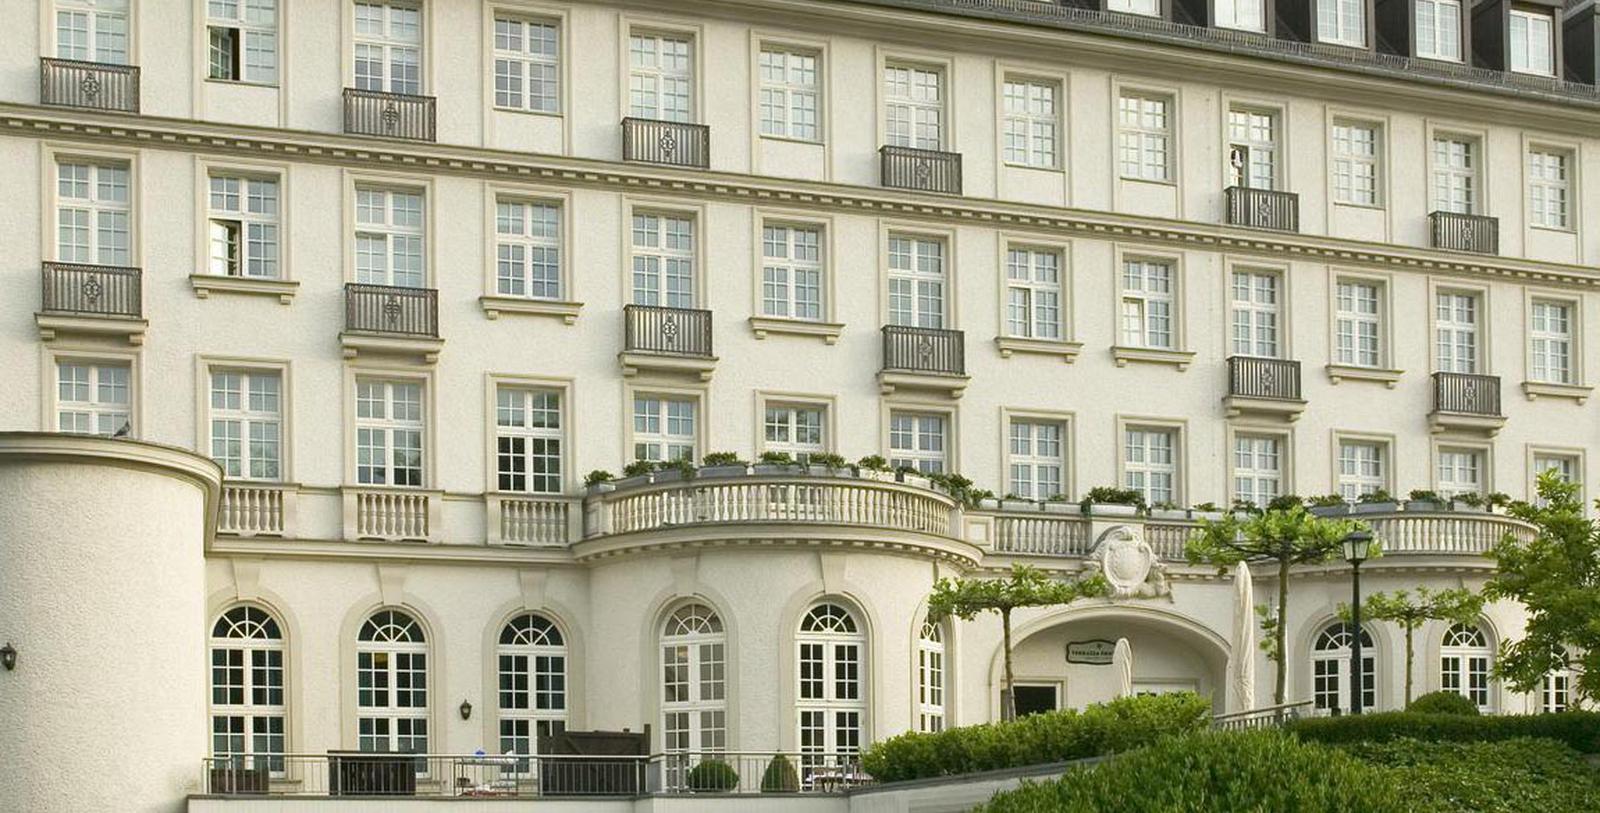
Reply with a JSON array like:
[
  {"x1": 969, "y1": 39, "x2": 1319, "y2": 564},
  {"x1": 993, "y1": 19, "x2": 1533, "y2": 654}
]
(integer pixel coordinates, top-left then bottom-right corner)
[
  {"x1": 631, "y1": 212, "x2": 695, "y2": 309},
  {"x1": 1229, "y1": 270, "x2": 1280, "y2": 358},
  {"x1": 887, "y1": 235, "x2": 945, "y2": 329}
]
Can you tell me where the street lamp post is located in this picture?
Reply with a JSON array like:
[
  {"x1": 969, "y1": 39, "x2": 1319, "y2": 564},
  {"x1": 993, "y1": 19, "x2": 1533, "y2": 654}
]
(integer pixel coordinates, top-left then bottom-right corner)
[{"x1": 1342, "y1": 530, "x2": 1375, "y2": 715}]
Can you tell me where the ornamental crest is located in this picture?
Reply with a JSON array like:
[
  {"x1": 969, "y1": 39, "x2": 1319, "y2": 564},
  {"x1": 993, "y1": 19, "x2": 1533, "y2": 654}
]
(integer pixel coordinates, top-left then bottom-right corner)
[{"x1": 1084, "y1": 524, "x2": 1171, "y2": 600}]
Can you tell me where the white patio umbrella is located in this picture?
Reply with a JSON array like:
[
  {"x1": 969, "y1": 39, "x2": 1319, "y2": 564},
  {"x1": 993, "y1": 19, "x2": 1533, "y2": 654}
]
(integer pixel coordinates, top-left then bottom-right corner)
[
  {"x1": 1230, "y1": 561, "x2": 1256, "y2": 712},
  {"x1": 1112, "y1": 637, "x2": 1134, "y2": 698}
]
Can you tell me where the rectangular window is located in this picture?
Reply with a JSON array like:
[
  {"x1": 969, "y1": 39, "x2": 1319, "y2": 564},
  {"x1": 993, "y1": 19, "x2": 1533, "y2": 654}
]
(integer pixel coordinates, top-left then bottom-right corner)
[
  {"x1": 495, "y1": 386, "x2": 561, "y2": 494},
  {"x1": 56, "y1": 0, "x2": 130, "y2": 63},
  {"x1": 1434, "y1": 292, "x2": 1479, "y2": 374},
  {"x1": 1118, "y1": 93, "x2": 1171, "y2": 181},
  {"x1": 1436, "y1": 448, "x2": 1484, "y2": 497},
  {"x1": 1335, "y1": 279, "x2": 1382, "y2": 367},
  {"x1": 1002, "y1": 78, "x2": 1058, "y2": 168},
  {"x1": 1528, "y1": 149, "x2": 1570, "y2": 230},
  {"x1": 761, "y1": 224, "x2": 823, "y2": 320},
  {"x1": 1338, "y1": 440, "x2": 1386, "y2": 500},
  {"x1": 1233, "y1": 434, "x2": 1282, "y2": 507},
  {"x1": 1005, "y1": 247, "x2": 1062, "y2": 340},
  {"x1": 1214, "y1": 0, "x2": 1265, "y2": 30},
  {"x1": 1124, "y1": 427, "x2": 1177, "y2": 506},
  {"x1": 493, "y1": 17, "x2": 558, "y2": 113},
  {"x1": 1120, "y1": 259, "x2": 1175, "y2": 350},
  {"x1": 1432, "y1": 136, "x2": 1478, "y2": 215},
  {"x1": 56, "y1": 360, "x2": 130, "y2": 436},
  {"x1": 1107, "y1": 0, "x2": 1160, "y2": 15},
  {"x1": 633, "y1": 395, "x2": 695, "y2": 462},
  {"x1": 1529, "y1": 300, "x2": 1573, "y2": 385},
  {"x1": 1227, "y1": 107, "x2": 1278, "y2": 190},
  {"x1": 1509, "y1": 9, "x2": 1554, "y2": 76},
  {"x1": 1317, "y1": 0, "x2": 1365, "y2": 46},
  {"x1": 759, "y1": 47, "x2": 820, "y2": 142},
  {"x1": 1532, "y1": 454, "x2": 1578, "y2": 505},
  {"x1": 355, "y1": 378, "x2": 424, "y2": 487},
  {"x1": 1331, "y1": 121, "x2": 1380, "y2": 206},
  {"x1": 210, "y1": 369, "x2": 282, "y2": 480},
  {"x1": 495, "y1": 199, "x2": 561, "y2": 299},
  {"x1": 629, "y1": 32, "x2": 693, "y2": 123},
  {"x1": 631, "y1": 212, "x2": 694, "y2": 307},
  {"x1": 1230, "y1": 269, "x2": 1280, "y2": 358},
  {"x1": 1008, "y1": 419, "x2": 1065, "y2": 500},
  {"x1": 1415, "y1": 0, "x2": 1462, "y2": 61},
  {"x1": 889, "y1": 412, "x2": 947, "y2": 475},
  {"x1": 353, "y1": 0, "x2": 422, "y2": 95},
  {"x1": 355, "y1": 186, "x2": 425, "y2": 288},
  {"x1": 208, "y1": 0, "x2": 278, "y2": 83},
  {"x1": 764, "y1": 404, "x2": 826, "y2": 460},
  {"x1": 884, "y1": 63, "x2": 944, "y2": 150},
  {"x1": 887, "y1": 235, "x2": 946, "y2": 329},
  {"x1": 56, "y1": 159, "x2": 131, "y2": 267},
  {"x1": 208, "y1": 173, "x2": 280, "y2": 279}
]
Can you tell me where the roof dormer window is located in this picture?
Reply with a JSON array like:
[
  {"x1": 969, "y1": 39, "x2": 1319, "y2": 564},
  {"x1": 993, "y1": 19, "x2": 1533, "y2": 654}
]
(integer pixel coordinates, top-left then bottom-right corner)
[{"x1": 1508, "y1": 8, "x2": 1554, "y2": 75}]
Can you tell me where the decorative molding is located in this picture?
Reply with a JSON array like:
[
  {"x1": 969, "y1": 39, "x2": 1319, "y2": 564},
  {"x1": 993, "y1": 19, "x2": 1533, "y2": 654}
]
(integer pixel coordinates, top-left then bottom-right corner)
[
  {"x1": 994, "y1": 336, "x2": 1083, "y2": 363},
  {"x1": 1521, "y1": 380, "x2": 1592, "y2": 405},
  {"x1": 748, "y1": 316, "x2": 845, "y2": 343},
  {"x1": 1111, "y1": 345, "x2": 1194, "y2": 370},
  {"x1": 479, "y1": 295, "x2": 582, "y2": 323},
  {"x1": 1325, "y1": 363, "x2": 1404, "y2": 387},
  {"x1": 189, "y1": 274, "x2": 299, "y2": 304}
]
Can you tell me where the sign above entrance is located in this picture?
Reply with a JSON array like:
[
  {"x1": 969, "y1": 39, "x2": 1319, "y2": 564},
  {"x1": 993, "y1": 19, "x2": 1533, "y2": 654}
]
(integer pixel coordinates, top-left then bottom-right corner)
[{"x1": 1065, "y1": 639, "x2": 1116, "y2": 665}]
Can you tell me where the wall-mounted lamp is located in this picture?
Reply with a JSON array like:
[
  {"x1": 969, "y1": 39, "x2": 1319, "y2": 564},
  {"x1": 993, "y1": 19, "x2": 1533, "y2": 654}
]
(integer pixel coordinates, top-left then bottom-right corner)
[
  {"x1": 1, "y1": 643, "x2": 16, "y2": 671},
  {"x1": 459, "y1": 699, "x2": 473, "y2": 721}
]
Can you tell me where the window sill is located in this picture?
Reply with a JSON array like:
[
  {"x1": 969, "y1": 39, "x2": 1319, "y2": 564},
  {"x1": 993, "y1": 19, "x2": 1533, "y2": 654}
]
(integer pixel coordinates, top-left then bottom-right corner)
[
  {"x1": 748, "y1": 316, "x2": 843, "y2": 344},
  {"x1": 758, "y1": 133, "x2": 824, "y2": 147},
  {"x1": 490, "y1": 105, "x2": 564, "y2": 119},
  {"x1": 1529, "y1": 223, "x2": 1576, "y2": 235},
  {"x1": 1522, "y1": 380, "x2": 1592, "y2": 405},
  {"x1": 479, "y1": 296, "x2": 582, "y2": 324},
  {"x1": 1001, "y1": 161, "x2": 1064, "y2": 174},
  {"x1": 1325, "y1": 363, "x2": 1404, "y2": 388},
  {"x1": 202, "y1": 78, "x2": 280, "y2": 89},
  {"x1": 1332, "y1": 200, "x2": 1386, "y2": 212},
  {"x1": 996, "y1": 336, "x2": 1083, "y2": 363},
  {"x1": 190, "y1": 274, "x2": 298, "y2": 304},
  {"x1": 1117, "y1": 175, "x2": 1176, "y2": 187},
  {"x1": 1111, "y1": 345, "x2": 1194, "y2": 370}
]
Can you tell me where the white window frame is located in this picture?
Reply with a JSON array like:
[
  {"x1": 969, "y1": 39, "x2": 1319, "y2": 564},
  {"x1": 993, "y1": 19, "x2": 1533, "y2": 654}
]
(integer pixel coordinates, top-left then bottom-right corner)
[
  {"x1": 496, "y1": 613, "x2": 568, "y2": 761},
  {"x1": 1107, "y1": 0, "x2": 1161, "y2": 15},
  {"x1": 1335, "y1": 436, "x2": 1390, "y2": 500},
  {"x1": 1121, "y1": 423, "x2": 1180, "y2": 506},
  {"x1": 632, "y1": 393, "x2": 697, "y2": 463},
  {"x1": 661, "y1": 603, "x2": 727, "y2": 755},
  {"x1": 1528, "y1": 298, "x2": 1575, "y2": 385},
  {"x1": 494, "y1": 385, "x2": 563, "y2": 494},
  {"x1": 1311, "y1": 623, "x2": 1376, "y2": 716},
  {"x1": 1227, "y1": 105, "x2": 1279, "y2": 191},
  {"x1": 1508, "y1": 8, "x2": 1555, "y2": 77},
  {"x1": 207, "y1": 172, "x2": 281, "y2": 279},
  {"x1": 492, "y1": 15, "x2": 559, "y2": 113},
  {"x1": 55, "y1": 0, "x2": 131, "y2": 64},
  {"x1": 352, "y1": 0, "x2": 423, "y2": 96},
  {"x1": 494, "y1": 197, "x2": 562, "y2": 300},
  {"x1": 1331, "y1": 119, "x2": 1382, "y2": 207},
  {"x1": 763, "y1": 402, "x2": 827, "y2": 460},
  {"x1": 1414, "y1": 0, "x2": 1462, "y2": 62},
  {"x1": 208, "y1": 0, "x2": 279, "y2": 84},
  {"x1": 883, "y1": 62, "x2": 945, "y2": 150},
  {"x1": 354, "y1": 185, "x2": 426, "y2": 288},
  {"x1": 630, "y1": 209, "x2": 696, "y2": 308},
  {"x1": 1439, "y1": 623, "x2": 1494, "y2": 713},
  {"x1": 916, "y1": 620, "x2": 946, "y2": 733},
  {"x1": 1527, "y1": 147, "x2": 1571, "y2": 230},
  {"x1": 354, "y1": 377, "x2": 425, "y2": 487},
  {"x1": 888, "y1": 410, "x2": 949, "y2": 475},
  {"x1": 1230, "y1": 268, "x2": 1282, "y2": 358},
  {"x1": 1316, "y1": 0, "x2": 1367, "y2": 47},
  {"x1": 1117, "y1": 91, "x2": 1172, "y2": 182},
  {"x1": 1530, "y1": 450, "x2": 1582, "y2": 506},
  {"x1": 1433, "y1": 290, "x2": 1480, "y2": 375},
  {"x1": 1119, "y1": 258, "x2": 1176, "y2": 350},
  {"x1": 209, "y1": 605, "x2": 287, "y2": 776},
  {"x1": 1001, "y1": 76, "x2": 1058, "y2": 169},
  {"x1": 1006, "y1": 418, "x2": 1067, "y2": 501},
  {"x1": 761, "y1": 223, "x2": 825, "y2": 321},
  {"x1": 886, "y1": 233, "x2": 947, "y2": 329},
  {"x1": 355, "y1": 609, "x2": 430, "y2": 761},
  {"x1": 1004, "y1": 245, "x2": 1063, "y2": 341},
  {"x1": 1431, "y1": 134, "x2": 1480, "y2": 215},
  {"x1": 55, "y1": 157, "x2": 132, "y2": 267},
  {"x1": 1232, "y1": 433, "x2": 1283, "y2": 507},
  {"x1": 758, "y1": 45, "x2": 821, "y2": 142},
  {"x1": 55, "y1": 358, "x2": 132, "y2": 436},
  {"x1": 1214, "y1": 0, "x2": 1265, "y2": 30},
  {"x1": 1435, "y1": 445, "x2": 1486, "y2": 498},
  {"x1": 1334, "y1": 277, "x2": 1384, "y2": 368},
  {"x1": 209, "y1": 368, "x2": 284, "y2": 481},
  {"x1": 628, "y1": 30, "x2": 694, "y2": 123},
  {"x1": 796, "y1": 604, "x2": 867, "y2": 774}
]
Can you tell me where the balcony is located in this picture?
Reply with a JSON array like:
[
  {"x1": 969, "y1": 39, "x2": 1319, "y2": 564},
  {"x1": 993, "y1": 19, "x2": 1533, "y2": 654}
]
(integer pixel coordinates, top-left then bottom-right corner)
[
  {"x1": 217, "y1": 482, "x2": 298, "y2": 538},
  {"x1": 487, "y1": 493, "x2": 580, "y2": 546},
  {"x1": 621, "y1": 117, "x2": 710, "y2": 169},
  {"x1": 35, "y1": 262, "x2": 147, "y2": 344},
  {"x1": 342, "y1": 486, "x2": 443, "y2": 543},
  {"x1": 39, "y1": 57, "x2": 139, "y2": 113},
  {"x1": 1223, "y1": 356, "x2": 1305, "y2": 420},
  {"x1": 1224, "y1": 187, "x2": 1299, "y2": 232},
  {"x1": 880, "y1": 145, "x2": 963, "y2": 195},
  {"x1": 1429, "y1": 211, "x2": 1499, "y2": 254},
  {"x1": 878, "y1": 325, "x2": 969, "y2": 398},
  {"x1": 340, "y1": 283, "x2": 443, "y2": 362},
  {"x1": 343, "y1": 87, "x2": 437, "y2": 141},
  {"x1": 618, "y1": 304, "x2": 716, "y2": 379},
  {"x1": 1430, "y1": 372, "x2": 1505, "y2": 434}
]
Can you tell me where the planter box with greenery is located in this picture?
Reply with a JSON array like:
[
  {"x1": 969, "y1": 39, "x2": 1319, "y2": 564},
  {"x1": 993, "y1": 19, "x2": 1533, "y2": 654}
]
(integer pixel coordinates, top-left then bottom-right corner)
[
  {"x1": 1079, "y1": 486, "x2": 1145, "y2": 517},
  {"x1": 1352, "y1": 490, "x2": 1398, "y2": 513}
]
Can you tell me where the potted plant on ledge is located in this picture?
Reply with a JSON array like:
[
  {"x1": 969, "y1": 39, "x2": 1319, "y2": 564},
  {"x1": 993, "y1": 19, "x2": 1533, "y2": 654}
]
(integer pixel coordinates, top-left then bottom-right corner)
[
  {"x1": 1352, "y1": 489, "x2": 1398, "y2": 514},
  {"x1": 699, "y1": 452, "x2": 750, "y2": 478},
  {"x1": 753, "y1": 451, "x2": 801, "y2": 476},
  {"x1": 1079, "y1": 486, "x2": 1145, "y2": 517},
  {"x1": 1404, "y1": 489, "x2": 1447, "y2": 512}
]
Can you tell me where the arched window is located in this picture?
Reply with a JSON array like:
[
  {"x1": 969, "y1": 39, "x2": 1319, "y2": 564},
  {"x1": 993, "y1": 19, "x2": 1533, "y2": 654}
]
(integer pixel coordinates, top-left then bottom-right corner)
[
  {"x1": 661, "y1": 603, "x2": 726, "y2": 755},
  {"x1": 498, "y1": 613, "x2": 568, "y2": 760},
  {"x1": 210, "y1": 606, "x2": 286, "y2": 774},
  {"x1": 1542, "y1": 648, "x2": 1573, "y2": 714},
  {"x1": 357, "y1": 609, "x2": 429, "y2": 758},
  {"x1": 1311, "y1": 623, "x2": 1375, "y2": 715},
  {"x1": 916, "y1": 620, "x2": 945, "y2": 732},
  {"x1": 797, "y1": 603, "x2": 867, "y2": 776},
  {"x1": 1440, "y1": 623, "x2": 1493, "y2": 712}
]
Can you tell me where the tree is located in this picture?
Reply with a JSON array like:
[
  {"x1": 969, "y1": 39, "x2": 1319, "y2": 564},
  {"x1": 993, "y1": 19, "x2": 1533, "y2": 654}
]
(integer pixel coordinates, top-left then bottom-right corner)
[
  {"x1": 927, "y1": 564, "x2": 1107, "y2": 719},
  {"x1": 1484, "y1": 470, "x2": 1600, "y2": 703},
  {"x1": 1186, "y1": 506, "x2": 1364, "y2": 705},
  {"x1": 1341, "y1": 587, "x2": 1484, "y2": 705}
]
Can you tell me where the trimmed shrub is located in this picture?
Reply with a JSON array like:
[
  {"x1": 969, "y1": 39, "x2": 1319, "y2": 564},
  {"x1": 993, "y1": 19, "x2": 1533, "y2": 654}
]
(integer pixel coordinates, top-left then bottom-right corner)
[
  {"x1": 1407, "y1": 690, "x2": 1481, "y2": 715},
  {"x1": 1338, "y1": 737, "x2": 1600, "y2": 813},
  {"x1": 1287, "y1": 711, "x2": 1600, "y2": 754},
  {"x1": 685, "y1": 759, "x2": 739, "y2": 792},
  {"x1": 976, "y1": 730, "x2": 1404, "y2": 813},
  {"x1": 759, "y1": 754, "x2": 800, "y2": 793},
  {"x1": 859, "y1": 692, "x2": 1210, "y2": 783}
]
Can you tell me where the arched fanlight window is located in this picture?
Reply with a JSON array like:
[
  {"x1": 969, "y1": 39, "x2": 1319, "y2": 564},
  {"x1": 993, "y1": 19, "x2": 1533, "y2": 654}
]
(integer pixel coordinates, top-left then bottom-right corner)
[
  {"x1": 1310, "y1": 623, "x2": 1375, "y2": 715},
  {"x1": 916, "y1": 619, "x2": 946, "y2": 732},
  {"x1": 210, "y1": 605, "x2": 286, "y2": 774},
  {"x1": 797, "y1": 603, "x2": 867, "y2": 778},
  {"x1": 498, "y1": 613, "x2": 568, "y2": 762},
  {"x1": 1440, "y1": 623, "x2": 1493, "y2": 712},
  {"x1": 356, "y1": 610, "x2": 429, "y2": 761},
  {"x1": 660, "y1": 604, "x2": 726, "y2": 756}
]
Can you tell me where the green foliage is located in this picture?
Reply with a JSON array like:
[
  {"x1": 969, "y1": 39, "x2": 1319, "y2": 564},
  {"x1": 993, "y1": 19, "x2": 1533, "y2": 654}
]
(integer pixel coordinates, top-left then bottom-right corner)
[
  {"x1": 658, "y1": 457, "x2": 695, "y2": 478},
  {"x1": 1286, "y1": 711, "x2": 1600, "y2": 754},
  {"x1": 860, "y1": 693, "x2": 1210, "y2": 783},
  {"x1": 1408, "y1": 489, "x2": 1443, "y2": 503},
  {"x1": 1407, "y1": 691, "x2": 1481, "y2": 715},
  {"x1": 1357, "y1": 488, "x2": 1396, "y2": 504},
  {"x1": 583, "y1": 469, "x2": 614, "y2": 487},
  {"x1": 622, "y1": 459, "x2": 655, "y2": 478},
  {"x1": 1079, "y1": 486, "x2": 1145, "y2": 512},
  {"x1": 808, "y1": 452, "x2": 847, "y2": 470},
  {"x1": 927, "y1": 472, "x2": 990, "y2": 507},
  {"x1": 927, "y1": 565, "x2": 1107, "y2": 625},
  {"x1": 1335, "y1": 737, "x2": 1600, "y2": 813},
  {"x1": 701, "y1": 451, "x2": 746, "y2": 467},
  {"x1": 1266, "y1": 493, "x2": 1304, "y2": 512},
  {"x1": 759, "y1": 754, "x2": 799, "y2": 793},
  {"x1": 1308, "y1": 493, "x2": 1349, "y2": 508},
  {"x1": 974, "y1": 730, "x2": 1404, "y2": 813},
  {"x1": 757, "y1": 450, "x2": 794, "y2": 465},
  {"x1": 856, "y1": 454, "x2": 889, "y2": 471},
  {"x1": 1452, "y1": 491, "x2": 1486, "y2": 507},
  {"x1": 685, "y1": 759, "x2": 739, "y2": 792},
  {"x1": 1485, "y1": 470, "x2": 1600, "y2": 703},
  {"x1": 1485, "y1": 491, "x2": 1513, "y2": 510},
  {"x1": 1341, "y1": 587, "x2": 1484, "y2": 703},
  {"x1": 1191, "y1": 501, "x2": 1221, "y2": 512}
]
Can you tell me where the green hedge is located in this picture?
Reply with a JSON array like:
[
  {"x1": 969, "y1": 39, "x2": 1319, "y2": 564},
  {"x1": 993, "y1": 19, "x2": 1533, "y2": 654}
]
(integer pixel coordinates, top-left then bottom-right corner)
[
  {"x1": 1288, "y1": 711, "x2": 1600, "y2": 753},
  {"x1": 1406, "y1": 690, "x2": 1480, "y2": 715},
  {"x1": 976, "y1": 730, "x2": 1405, "y2": 813},
  {"x1": 859, "y1": 693, "x2": 1210, "y2": 783},
  {"x1": 1338, "y1": 737, "x2": 1600, "y2": 813}
]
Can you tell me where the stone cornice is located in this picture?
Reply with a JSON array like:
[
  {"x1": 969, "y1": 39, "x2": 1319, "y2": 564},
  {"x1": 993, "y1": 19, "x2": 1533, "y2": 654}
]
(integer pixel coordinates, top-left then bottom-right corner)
[
  {"x1": 571, "y1": 524, "x2": 985, "y2": 567},
  {"x1": 6, "y1": 105, "x2": 1599, "y2": 291}
]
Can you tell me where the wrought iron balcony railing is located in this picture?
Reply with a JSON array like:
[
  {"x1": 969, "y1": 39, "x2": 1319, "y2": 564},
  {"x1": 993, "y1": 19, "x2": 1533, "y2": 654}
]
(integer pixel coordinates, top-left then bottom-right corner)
[
  {"x1": 39, "y1": 57, "x2": 139, "y2": 112},
  {"x1": 1429, "y1": 211, "x2": 1499, "y2": 254},
  {"x1": 1224, "y1": 187, "x2": 1299, "y2": 232},
  {"x1": 623, "y1": 304, "x2": 713, "y2": 357},
  {"x1": 343, "y1": 88, "x2": 437, "y2": 141},
  {"x1": 1433, "y1": 372, "x2": 1501, "y2": 417},
  {"x1": 880, "y1": 145, "x2": 963, "y2": 195},
  {"x1": 881, "y1": 325, "x2": 966, "y2": 376},
  {"x1": 344, "y1": 283, "x2": 438, "y2": 337},
  {"x1": 621, "y1": 118, "x2": 710, "y2": 169},
  {"x1": 1227, "y1": 356, "x2": 1301, "y2": 401},
  {"x1": 40, "y1": 262, "x2": 142, "y2": 318}
]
